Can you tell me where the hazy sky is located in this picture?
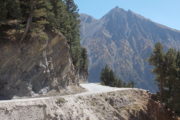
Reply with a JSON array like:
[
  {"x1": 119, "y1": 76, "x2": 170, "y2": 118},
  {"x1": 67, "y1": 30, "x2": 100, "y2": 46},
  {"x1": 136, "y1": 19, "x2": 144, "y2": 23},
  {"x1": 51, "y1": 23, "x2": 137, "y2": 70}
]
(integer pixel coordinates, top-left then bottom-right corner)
[{"x1": 74, "y1": 0, "x2": 180, "y2": 30}]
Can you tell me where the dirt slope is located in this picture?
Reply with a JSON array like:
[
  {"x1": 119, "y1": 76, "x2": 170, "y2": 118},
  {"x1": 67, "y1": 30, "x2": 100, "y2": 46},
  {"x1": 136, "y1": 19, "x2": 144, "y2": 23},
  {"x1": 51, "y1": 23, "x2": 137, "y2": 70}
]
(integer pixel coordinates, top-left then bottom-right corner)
[{"x1": 0, "y1": 84, "x2": 176, "y2": 120}]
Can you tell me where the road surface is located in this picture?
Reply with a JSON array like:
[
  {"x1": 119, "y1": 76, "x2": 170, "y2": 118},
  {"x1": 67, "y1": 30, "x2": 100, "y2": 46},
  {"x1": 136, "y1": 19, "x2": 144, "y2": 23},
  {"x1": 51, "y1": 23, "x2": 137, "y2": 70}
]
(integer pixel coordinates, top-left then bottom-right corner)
[{"x1": 0, "y1": 83, "x2": 135, "y2": 103}]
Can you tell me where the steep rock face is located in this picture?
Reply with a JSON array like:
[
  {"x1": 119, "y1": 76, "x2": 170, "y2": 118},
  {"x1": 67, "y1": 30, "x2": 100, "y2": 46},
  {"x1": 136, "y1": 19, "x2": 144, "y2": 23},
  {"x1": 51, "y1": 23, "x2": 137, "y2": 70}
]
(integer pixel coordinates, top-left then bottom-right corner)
[
  {"x1": 80, "y1": 7, "x2": 180, "y2": 92},
  {"x1": 0, "y1": 31, "x2": 81, "y2": 99},
  {"x1": 0, "y1": 89, "x2": 176, "y2": 120}
]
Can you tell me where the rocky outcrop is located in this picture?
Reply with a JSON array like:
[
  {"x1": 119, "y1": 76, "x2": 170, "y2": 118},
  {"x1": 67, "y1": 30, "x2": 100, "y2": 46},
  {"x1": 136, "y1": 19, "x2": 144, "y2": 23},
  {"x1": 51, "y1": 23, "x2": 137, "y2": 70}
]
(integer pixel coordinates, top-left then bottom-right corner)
[
  {"x1": 0, "y1": 89, "x2": 176, "y2": 120},
  {"x1": 80, "y1": 7, "x2": 180, "y2": 92},
  {"x1": 0, "y1": 31, "x2": 83, "y2": 99}
]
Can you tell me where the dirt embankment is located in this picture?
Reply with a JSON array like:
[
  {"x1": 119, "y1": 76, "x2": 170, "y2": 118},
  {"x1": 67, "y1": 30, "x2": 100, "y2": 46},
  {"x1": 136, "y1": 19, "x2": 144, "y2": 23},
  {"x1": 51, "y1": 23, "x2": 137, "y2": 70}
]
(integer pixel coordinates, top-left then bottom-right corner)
[{"x1": 0, "y1": 85, "x2": 176, "y2": 120}]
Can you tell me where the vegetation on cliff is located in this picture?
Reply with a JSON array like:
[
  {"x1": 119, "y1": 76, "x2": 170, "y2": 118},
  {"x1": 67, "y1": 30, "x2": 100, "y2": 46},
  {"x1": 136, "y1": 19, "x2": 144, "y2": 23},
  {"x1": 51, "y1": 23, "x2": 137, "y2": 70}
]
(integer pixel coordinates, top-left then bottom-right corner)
[
  {"x1": 0, "y1": 0, "x2": 88, "y2": 75},
  {"x1": 149, "y1": 42, "x2": 180, "y2": 115}
]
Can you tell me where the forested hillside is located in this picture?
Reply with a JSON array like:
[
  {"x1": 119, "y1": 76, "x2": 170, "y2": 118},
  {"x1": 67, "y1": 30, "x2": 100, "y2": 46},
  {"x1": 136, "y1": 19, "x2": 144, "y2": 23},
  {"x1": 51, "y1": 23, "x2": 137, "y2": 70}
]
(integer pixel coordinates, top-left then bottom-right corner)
[
  {"x1": 0, "y1": 0, "x2": 88, "y2": 73},
  {"x1": 0, "y1": 0, "x2": 88, "y2": 98}
]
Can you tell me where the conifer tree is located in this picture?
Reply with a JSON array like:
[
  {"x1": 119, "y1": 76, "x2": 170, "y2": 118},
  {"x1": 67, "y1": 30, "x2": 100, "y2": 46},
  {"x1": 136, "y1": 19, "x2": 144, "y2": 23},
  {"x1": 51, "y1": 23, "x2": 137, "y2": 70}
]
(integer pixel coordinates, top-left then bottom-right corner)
[
  {"x1": 100, "y1": 65, "x2": 111, "y2": 86},
  {"x1": 19, "y1": 0, "x2": 54, "y2": 41},
  {"x1": 100, "y1": 65, "x2": 135, "y2": 88},
  {"x1": 63, "y1": 0, "x2": 81, "y2": 69},
  {"x1": 163, "y1": 48, "x2": 177, "y2": 107},
  {"x1": 79, "y1": 48, "x2": 88, "y2": 74},
  {"x1": 0, "y1": 0, "x2": 21, "y2": 22},
  {"x1": 0, "y1": 0, "x2": 88, "y2": 79},
  {"x1": 64, "y1": 0, "x2": 78, "y2": 14},
  {"x1": 173, "y1": 51, "x2": 180, "y2": 115},
  {"x1": 0, "y1": 1, "x2": 8, "y2": 22},
  {"x1": 149, "y1": 42, "x2": 165, "y2": 101},
  {"x1": 149, "y1": 43, "x2": 180, "y2": 115}
]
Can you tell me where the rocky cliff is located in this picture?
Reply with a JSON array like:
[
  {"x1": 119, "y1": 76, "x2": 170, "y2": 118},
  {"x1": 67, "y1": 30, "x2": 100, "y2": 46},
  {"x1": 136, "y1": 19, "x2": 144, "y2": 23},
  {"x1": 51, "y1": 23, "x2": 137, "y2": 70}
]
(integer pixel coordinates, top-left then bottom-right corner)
[
  {"x1": 0, "y1": 85, "x2": 177, "y2": 120},
  {"x1": 80, "y1": 7, "x2": 180, "y2": 92},
  {"x1": 0, "y1": 31, "x2": 83, "y2": 99}
]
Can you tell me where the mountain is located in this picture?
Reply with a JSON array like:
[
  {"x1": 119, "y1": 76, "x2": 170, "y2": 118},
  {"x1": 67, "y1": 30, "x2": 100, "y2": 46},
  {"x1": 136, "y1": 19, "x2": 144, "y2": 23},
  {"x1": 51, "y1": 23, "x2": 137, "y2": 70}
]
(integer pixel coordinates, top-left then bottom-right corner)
[{"x1": 80, "y1": 7, "x2": 180, "y2": 92}]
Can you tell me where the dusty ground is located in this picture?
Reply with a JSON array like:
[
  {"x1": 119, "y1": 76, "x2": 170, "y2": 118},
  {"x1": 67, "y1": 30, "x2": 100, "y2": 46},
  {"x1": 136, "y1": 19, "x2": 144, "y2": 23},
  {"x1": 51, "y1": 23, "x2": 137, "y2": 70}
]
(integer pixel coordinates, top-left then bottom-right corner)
[{"x1": 0, "y1": 84, "x2": 176, "y2": 120}]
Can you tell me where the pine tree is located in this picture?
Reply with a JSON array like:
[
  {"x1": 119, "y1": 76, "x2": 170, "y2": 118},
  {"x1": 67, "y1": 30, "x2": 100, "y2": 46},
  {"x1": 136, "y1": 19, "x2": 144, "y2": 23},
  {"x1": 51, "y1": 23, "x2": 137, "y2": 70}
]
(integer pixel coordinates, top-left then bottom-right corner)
[
  {"x1": 149, "y1": 42, "x2": 165, "y2": 101},
  {"x1": 49, "y1": 0, "x2": 67, "y2": 30},
  {"x1": 63, "y1": 0, "x2": 81, "y2": 69},
  {"x1": 173, "y1": 51, "x2": 180, "y2": 115},
  {"x1": 100, "y1": 65, "x2": 134, "y2": 88},
  {"x1": 64, "y1": 0, "x2": 78, "y2": 14},
  {"x1": 0, "y1": 0, "x2": 8, "y2": 22},
  {"x1": 0, "y1": 0, "x2": 22, "y2": 42},
  {"x1": 163, "y1": 48, "x2": 177, "y2": 107},
  {"x1": 0, "y1": 0, "x2": 88, "y2": 80},
  {"x1": 0, "y1": 0, "x2": 21, "y2": 22},
  {"x1": 79, "y1": 48, "x2": 88, "y2": 74},
  {"x1": 100, "y1": 65, "x2": 111, "y2": 86},
  {"x1": 149, "y1": 43, "x2": 180, "y2": 115}
]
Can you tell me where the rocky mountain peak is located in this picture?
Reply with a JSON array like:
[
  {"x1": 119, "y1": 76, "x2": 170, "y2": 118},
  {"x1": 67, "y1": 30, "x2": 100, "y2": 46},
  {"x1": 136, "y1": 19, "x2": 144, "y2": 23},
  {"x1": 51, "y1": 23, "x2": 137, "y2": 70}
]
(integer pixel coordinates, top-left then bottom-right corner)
[
  {"x1": 102, "y1": 7, "x2": 127, "y2": 20},
  {"x1": 80, "y1": 8, "x2": 180, "y2": 92},
  {"x1": 110, "y1": 6, "x2": 125, "y2": 13}
]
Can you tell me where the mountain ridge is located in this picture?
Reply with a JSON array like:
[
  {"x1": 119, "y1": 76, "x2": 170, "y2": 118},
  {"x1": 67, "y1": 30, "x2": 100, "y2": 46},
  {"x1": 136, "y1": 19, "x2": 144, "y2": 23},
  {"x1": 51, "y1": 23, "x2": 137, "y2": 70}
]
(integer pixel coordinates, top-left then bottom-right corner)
[
  {"x1": 81, "y1": 7, "x2": 180, "y2": 33},
  {"x1": 80, "y1": 7, "x2": 180, "y2": 92}
]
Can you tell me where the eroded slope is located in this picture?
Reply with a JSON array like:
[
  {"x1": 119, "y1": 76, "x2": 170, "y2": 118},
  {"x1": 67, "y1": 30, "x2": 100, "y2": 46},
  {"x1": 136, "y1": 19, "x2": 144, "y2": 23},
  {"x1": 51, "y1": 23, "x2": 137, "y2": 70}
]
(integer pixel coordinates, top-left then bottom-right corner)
[
  {"x1": 0, "y1": 32, "x2": 81, "y2": 99},
  {"x1": 0, "y1": 84, "x2": 176, "y2": 120}
]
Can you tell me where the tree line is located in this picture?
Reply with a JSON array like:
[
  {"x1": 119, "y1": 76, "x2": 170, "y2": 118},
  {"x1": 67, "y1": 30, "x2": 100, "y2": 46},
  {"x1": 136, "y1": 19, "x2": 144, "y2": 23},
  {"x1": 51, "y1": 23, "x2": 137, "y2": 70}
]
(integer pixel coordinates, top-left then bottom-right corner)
[
  {"x1": 149, "y1": 42, "x2": 180, "y2": 116},
  {"x1": 100, "y1": 65, "x2": 135, "y2": 88},
  {"x1": 0, "y1": 0, "x2": 88, "y2": 75}
]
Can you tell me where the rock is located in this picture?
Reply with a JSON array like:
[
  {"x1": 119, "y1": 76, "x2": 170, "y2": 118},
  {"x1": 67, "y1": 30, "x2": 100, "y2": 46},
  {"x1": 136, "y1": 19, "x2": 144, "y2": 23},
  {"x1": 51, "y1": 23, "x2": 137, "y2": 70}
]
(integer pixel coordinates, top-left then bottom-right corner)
[
  {"x1": 0, "y1": 31, "x2": 84, "y2": 98},
  {"x1": 0, "y1": 89, "x2": 177, "y2": 120}
]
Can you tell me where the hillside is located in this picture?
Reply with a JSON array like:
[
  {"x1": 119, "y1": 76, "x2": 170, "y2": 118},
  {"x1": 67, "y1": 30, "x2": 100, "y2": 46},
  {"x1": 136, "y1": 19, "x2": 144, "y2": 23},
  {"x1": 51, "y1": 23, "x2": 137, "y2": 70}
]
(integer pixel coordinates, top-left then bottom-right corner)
[
  {"x1": 0, "y1": 31, "x2": 84, "y2": 99},
  {"x1": 80, "y1": 7, "x2": 180, "y2": 92},
  {"x1": 0, "y1": 1, "x2": 179, "y2": 119},
  {"x1": 0, "y1": 84, "x2": 176, "y2": 120},
  {"x1": 0, "y1": 0, "x2": 87, "y2": 99}
]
